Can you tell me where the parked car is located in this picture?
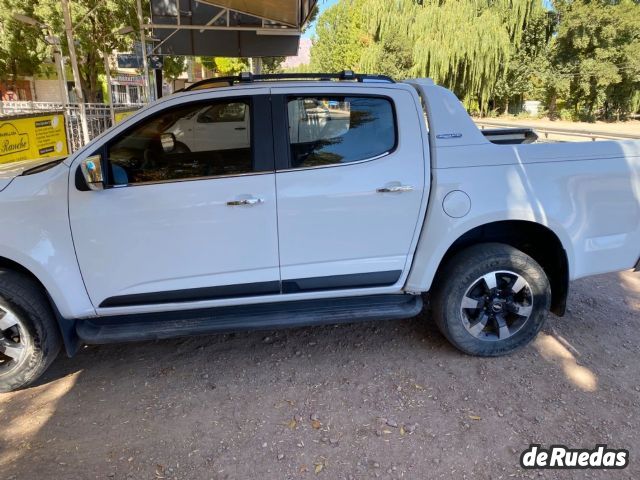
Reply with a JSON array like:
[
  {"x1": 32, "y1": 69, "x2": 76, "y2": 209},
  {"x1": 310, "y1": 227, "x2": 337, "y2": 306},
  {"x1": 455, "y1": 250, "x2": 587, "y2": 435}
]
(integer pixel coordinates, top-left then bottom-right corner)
[
  {"x1": 165, "y1": 101, "x2": 251, "y2": 153},
  {"x1": 0, "y1": 71, "x2": 639, "y2": 392}
]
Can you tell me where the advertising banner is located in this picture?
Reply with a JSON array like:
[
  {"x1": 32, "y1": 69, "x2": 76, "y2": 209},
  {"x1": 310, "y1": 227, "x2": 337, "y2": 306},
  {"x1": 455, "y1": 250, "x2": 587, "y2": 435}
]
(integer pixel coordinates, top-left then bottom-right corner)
[
  {"x1": 0, "y1": 113, "x2": 68, "y2": 164},
  {"x1": 114, "y1": 109, "x2": 139, "y2": 123}
]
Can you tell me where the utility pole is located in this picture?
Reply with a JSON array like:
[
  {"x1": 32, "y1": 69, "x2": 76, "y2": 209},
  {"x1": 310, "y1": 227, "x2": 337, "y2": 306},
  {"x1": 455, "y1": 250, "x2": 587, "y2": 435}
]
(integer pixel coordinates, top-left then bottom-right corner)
[
  {"x1": 136, "y1": 0, "x2": 150, "y2": 102},
  {"x1": 45, "y1": 31, "x2": 68, "y2": 106},
  {"x1": 250, "y1": 57, "x2": 262, "y2": 75},
  {"x1": 61, "y1": 0, "x2": 90, "y2": 144},
  {"x1": 53, "y1": 48, "x2": 67, "y2": 106},
  {"x1": 103, "y1": 50, "x2": 116, "y2": 124}
]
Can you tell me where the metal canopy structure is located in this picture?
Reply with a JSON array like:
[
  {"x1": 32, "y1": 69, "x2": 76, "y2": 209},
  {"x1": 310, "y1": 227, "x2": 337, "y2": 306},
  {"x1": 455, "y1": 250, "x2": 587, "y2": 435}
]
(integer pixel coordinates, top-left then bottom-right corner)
[{"x1": 148, "y1": 0, "x2": 317, "y2": 57}]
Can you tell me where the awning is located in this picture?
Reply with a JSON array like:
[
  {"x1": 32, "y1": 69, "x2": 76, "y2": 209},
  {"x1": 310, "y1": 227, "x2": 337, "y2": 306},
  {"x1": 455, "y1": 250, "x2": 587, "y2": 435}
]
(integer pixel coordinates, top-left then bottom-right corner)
[
  {"x1": 199, "y1": 0, "x2": 304, "y2": 27},
  {"x1": 148, "y1": 0, "x2": 317, "y2": 57}
]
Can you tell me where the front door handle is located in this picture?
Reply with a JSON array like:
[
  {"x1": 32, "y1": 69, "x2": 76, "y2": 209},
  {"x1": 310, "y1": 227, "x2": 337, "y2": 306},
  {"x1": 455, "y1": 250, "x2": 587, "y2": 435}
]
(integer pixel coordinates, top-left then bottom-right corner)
[
  {"x1": 377, "y1": 184, "x2": 413, "y2": 193},
  {"x1": 227, "y1": 197, "x2": 264, "y2": 206}
]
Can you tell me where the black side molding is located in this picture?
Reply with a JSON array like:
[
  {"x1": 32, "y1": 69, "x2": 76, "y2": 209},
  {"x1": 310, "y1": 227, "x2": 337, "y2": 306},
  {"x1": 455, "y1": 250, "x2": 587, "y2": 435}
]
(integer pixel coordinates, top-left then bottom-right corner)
[
  {"x1": 100, "y1": 280, "x2": 280, "y2": 308},
  {"x1": 99, "y1": 271, "x2": 402, "y2": 308},
  {"x1": 635, "y1": 257, "x2": 640, "y2": 272},
  {"x1": 282, "y1": 270, "x2": 401, "y2": 294},
  {"x1": 78, "y1": 294, "x2": 423, "y2": 345}
]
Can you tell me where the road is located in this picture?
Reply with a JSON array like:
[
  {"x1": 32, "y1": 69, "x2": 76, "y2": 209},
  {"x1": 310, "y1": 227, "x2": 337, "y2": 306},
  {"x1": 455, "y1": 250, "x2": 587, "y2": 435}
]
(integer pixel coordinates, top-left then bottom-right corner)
[
  {"x1": 475, "y1": 118, "x2": 640, "y2": 142},
  {"x1": 1, "y1": 271, "x2": 639, "y2": 479}
]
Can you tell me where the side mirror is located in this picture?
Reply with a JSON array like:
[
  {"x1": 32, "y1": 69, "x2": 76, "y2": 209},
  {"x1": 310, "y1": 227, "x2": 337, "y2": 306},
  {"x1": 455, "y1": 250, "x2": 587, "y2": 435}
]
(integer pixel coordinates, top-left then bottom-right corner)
[
  {"x1": 80, "y1": 155, "x2": 104, "y2": 191},
  {"x1": 160, "y1": 132, "x2": 176, "y2": 153}
]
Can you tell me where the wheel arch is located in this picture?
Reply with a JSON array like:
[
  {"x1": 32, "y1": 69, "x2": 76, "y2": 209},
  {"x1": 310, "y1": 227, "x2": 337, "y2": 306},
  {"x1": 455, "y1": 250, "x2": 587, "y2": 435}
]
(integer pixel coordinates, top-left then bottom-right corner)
[
  {"x1": 0, "y1": 255, "x2": 79, "y2": 356},
  {"x1": 430, "y1": 220, "x2": 570, "y2": 316}
]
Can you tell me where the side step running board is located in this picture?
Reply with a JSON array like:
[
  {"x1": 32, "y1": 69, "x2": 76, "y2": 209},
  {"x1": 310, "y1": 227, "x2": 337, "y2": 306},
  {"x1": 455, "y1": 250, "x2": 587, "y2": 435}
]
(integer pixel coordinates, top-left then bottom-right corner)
[{"x1": 76, "y1": 294, "x2": 423, "y2": 345}]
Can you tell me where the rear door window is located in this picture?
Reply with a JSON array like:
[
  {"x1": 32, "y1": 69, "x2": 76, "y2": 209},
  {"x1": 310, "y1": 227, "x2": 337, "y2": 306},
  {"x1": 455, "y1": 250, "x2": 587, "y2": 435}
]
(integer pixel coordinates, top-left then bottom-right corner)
[{"x1": 286, "y1": 96, "x2": 396, "y2": 169}]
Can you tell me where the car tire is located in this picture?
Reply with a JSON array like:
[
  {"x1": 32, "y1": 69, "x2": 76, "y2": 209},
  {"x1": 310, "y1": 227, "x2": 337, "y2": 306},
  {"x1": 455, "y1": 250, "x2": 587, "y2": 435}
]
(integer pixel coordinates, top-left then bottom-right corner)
[
  {"x1": 431, "y1": 243, "x2": 551, "y2": 356},
  {"x1": 173, "y1": 141, "x2": 190, "y2": 154},
  {"x1": 0, "y1": 269, "x2": 61, "y2": 393}
]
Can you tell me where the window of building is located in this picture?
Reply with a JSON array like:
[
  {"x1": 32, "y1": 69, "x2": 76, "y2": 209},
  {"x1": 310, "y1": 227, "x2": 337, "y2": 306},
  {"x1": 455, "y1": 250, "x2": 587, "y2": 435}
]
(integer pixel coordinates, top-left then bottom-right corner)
[{"x1": 128, "y1": 85, "x2": 140, "y2": 104}]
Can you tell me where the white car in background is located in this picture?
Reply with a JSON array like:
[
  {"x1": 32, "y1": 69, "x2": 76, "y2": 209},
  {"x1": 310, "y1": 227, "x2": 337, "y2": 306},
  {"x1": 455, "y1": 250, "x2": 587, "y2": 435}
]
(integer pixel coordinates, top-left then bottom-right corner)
[{"x1": 166, "y1": 101, "x2": 250, "y2": 152}]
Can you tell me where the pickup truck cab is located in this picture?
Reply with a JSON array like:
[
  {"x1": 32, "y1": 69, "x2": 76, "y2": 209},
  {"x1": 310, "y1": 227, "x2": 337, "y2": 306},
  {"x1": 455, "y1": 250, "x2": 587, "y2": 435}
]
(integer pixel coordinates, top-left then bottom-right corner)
[{"x1": 1, "y1": 71, "x2": 639, "y2": 392}]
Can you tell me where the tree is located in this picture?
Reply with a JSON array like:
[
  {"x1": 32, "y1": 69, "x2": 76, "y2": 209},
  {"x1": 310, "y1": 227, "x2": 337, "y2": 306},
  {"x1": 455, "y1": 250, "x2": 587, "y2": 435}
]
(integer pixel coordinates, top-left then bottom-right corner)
[
  {"x1": 34, "y1": 0, "x2": 139, "y2": 102},
  {"x1": 198, "y1": 57, "x2": 248, "y2": 76},
  {"x1": 310, "y1": 0, "x2": 543, "y2": 113},
  {"x1": 492, "y1": 10, "x2": 556, "y2": 115},
  {"x1": 197, "y1": 56, "x2": 284, "y2": 75},
  {"x1": 261, "y1": 57, "x2": 286, "y2": 74},
  {"x1": 162, "y1": 56, "x2": 186, "y2": 83},
  {"x1": 310, "y1": 0, "x2": 367, "y2": 72},
  {"x1": 551, "y1": 0, "x2": 640, "y2": 120},
  {"x1": 0, "y1": 0, "x2": 47, "y2": 81}
]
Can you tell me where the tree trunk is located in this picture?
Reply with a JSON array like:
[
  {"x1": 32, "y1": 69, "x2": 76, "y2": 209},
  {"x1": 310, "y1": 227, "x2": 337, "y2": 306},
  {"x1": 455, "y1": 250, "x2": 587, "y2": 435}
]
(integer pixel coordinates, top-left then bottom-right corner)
[{"x1": 548, "y1": 93, "x2": 557, "y2": 120}]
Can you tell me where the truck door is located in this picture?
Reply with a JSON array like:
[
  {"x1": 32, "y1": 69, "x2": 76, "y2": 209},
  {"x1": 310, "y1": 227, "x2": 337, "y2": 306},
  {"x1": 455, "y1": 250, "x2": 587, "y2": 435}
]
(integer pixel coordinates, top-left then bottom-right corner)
[
  {"x1": 69, "y1": 90, "x2": 280, "y2": 312},
  {"x1": 271, "y1": 85, "x2": 428, "y2": 293}
]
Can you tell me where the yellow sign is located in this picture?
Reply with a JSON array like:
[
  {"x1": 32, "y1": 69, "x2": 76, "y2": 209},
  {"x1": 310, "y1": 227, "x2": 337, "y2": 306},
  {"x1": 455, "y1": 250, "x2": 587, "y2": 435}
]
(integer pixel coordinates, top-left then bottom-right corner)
[
  {"x1": 114, "y1": 110, "x2": 137, "y2": 123},
  {"x1": 0, "y1": 113, "x2": 68, "y2": 164}
]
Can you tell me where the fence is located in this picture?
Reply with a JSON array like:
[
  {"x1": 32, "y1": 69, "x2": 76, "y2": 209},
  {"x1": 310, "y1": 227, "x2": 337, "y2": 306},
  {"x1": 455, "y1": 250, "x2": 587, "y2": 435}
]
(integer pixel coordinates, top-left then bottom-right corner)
[{"x1": 0, "y1": 101, "x2": 144, "y2": 152}]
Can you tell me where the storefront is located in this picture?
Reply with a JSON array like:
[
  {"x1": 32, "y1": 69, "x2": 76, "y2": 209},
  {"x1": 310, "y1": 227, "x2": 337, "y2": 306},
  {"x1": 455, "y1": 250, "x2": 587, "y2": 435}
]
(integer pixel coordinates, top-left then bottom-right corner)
[
  {"x1": 0, "y1": 79, "x2": 33, "y2": 101},
  {"x1": 111, "y1": 74, "x2": 144, "y2": 105}
]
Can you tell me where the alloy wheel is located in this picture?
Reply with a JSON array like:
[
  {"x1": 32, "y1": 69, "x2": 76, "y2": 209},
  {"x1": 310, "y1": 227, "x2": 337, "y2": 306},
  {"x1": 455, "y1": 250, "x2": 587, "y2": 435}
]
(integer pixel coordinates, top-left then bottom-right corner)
[
  {"x1": 460, "y1": 270, "x2": 534, "y2": 341},
  {"x1": 0, "y1": 305, "x2": 28, "y2": 374}
]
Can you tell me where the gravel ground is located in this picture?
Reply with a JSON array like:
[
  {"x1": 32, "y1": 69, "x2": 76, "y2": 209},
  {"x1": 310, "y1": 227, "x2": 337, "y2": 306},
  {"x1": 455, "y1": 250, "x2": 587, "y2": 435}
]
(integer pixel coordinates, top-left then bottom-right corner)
[{"x1": 1, "y1": 270, "x2": 639, "y2": 479}]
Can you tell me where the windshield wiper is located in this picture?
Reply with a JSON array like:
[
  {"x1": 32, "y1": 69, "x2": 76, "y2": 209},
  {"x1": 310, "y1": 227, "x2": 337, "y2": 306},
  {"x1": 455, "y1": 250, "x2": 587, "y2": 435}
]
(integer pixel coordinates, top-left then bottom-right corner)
[{"x1": 21, "y1": 158, "x2": 66, "y2": 176}]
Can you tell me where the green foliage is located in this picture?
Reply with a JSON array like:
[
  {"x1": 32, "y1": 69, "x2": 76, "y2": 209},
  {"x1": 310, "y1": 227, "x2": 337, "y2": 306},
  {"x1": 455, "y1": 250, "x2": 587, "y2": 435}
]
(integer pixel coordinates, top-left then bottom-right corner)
[
  {"x1": 551, "y1": 0, "x2": 640, "y2": 120},
  {"x1": 162, "y1": 56, "x2": 186, "y2": 82},
  {"x1": 492, "y1": 10, "x2": 555, "y2": 114},
  {"x1": 283, "y1": 63, "x2": 315, "y2": 74},
  {"x1": 261, "y1": 57, "x2": 285, "y2": 74},
  {"x1": 0, "y1": 0, "x2": 138, "y2": 100},
  {"x1": 211, "y1": 57, "x2": 249, "y2": 75},
  {"x1": 198, "y1": 57, "x2": 217, "y2": 73},
  {"x1": 311, "y1": 0, "x2": 542, "y2": 111},
  {"x1": 310, "y1": 0, "x2": 639, "y2": 120},
  {"x1": 0, "y1": 0, "x2": 47, "y2": 81},
  {"x1": 33, "y1": 0, "x2": 138, "y2": 102},
  {"x1": 199, "y1": 56, "x2": 284, "y2": 75},
  {"x1": 310, "y1": 0, "x2": 367, "y2": 72}
]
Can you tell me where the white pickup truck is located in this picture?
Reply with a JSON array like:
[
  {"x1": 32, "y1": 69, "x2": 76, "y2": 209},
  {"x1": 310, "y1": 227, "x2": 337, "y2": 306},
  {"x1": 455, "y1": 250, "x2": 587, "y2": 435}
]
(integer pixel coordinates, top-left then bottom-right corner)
[{"x1": 1, "y1": 71, "x2": 639, "y2": 392}]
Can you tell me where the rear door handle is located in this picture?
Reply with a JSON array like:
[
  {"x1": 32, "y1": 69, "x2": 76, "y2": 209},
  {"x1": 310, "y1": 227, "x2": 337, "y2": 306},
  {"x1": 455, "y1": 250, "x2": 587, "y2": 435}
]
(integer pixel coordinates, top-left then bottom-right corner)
[
  {"x1": 227, "y1": 197, "x2": 264, "y2": 206},
  {"x1": 377, "y1": 185, "x2": 413, "y2": 193}
]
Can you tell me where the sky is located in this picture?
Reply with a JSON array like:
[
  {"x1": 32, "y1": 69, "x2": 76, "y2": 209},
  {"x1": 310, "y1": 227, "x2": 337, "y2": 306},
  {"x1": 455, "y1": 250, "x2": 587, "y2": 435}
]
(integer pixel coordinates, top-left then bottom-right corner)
[{"x1": 302, "y1": 0, "x2": 340, "y2": 38}]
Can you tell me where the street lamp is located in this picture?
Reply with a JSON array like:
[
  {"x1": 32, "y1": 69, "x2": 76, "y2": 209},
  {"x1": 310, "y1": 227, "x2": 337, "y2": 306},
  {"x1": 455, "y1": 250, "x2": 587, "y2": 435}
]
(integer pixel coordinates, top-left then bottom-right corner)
[{"x1": 43, "y1": 34, "x2": 69, "y2": 108}]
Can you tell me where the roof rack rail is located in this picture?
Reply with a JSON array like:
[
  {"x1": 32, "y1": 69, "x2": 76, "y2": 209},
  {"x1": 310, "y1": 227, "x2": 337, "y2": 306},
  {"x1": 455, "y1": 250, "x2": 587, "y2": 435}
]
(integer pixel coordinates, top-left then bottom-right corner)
[{"x1": 182, "y1": 70, "x2": 395, "y2": 92}]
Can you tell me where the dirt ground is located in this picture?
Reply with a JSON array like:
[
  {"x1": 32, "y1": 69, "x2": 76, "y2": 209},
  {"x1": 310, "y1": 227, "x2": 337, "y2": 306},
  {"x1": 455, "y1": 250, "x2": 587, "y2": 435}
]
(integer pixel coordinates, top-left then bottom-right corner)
[{"x1": 1, "y1": 270, "x2": 639, "y2": 479}]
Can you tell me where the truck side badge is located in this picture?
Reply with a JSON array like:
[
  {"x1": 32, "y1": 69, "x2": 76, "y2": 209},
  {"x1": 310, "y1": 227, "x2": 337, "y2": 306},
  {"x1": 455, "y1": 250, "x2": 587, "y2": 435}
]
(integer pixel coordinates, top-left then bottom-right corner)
[{"x1": 436, "y1": 133, "x2": 463, "y2": 139}]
